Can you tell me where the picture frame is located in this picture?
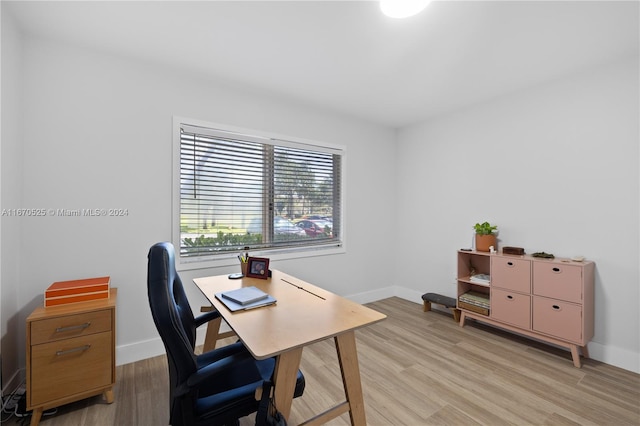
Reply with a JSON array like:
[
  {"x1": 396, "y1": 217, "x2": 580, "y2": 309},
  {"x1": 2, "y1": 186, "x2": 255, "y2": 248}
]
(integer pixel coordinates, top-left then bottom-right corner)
[{"x1": 246, "y1": 257, "x2": 270, "y2": 279}]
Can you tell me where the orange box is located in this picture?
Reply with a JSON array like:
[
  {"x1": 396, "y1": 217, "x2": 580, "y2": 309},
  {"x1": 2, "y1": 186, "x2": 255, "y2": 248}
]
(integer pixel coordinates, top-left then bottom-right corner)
[{"x1": 45, "y1": 276, "x2": 110, "y2": 307}]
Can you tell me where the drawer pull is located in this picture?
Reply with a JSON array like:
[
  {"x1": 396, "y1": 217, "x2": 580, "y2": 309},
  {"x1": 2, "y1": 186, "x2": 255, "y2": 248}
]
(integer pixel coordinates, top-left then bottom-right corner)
[
  {"x1": 552, "y1": 267, "x2": 561, "y2": 273},
  {"x1": 56, "y1": 344, "x2": 91, "y2": 356},
  {"x1": 56, "y1": 322, "x2": 91, "y2": 333},
  {"x1": 507, "y1": 262, "x2": 514, "y2": 267},
  {"x1": 552, "y1": 305, "x2": 561, "y2": 311},
  {"x1": 506, "y1": 295, "x2": 514, "y2": 300}
]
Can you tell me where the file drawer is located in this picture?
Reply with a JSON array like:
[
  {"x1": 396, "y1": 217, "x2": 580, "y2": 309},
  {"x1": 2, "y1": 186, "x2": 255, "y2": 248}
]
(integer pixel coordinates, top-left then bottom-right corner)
[
  {"x1": 30, "y1": 309, "x2": 112, "y2": 345},
  {"x1": 30, "y1": 331, "x2": 113, "y2": 405},
  {"x1": 533, "y1": 262, "x2": 582, "y2": 303},
  {"x1": 491, "y1": 288, "x2": 531, "y2": 329},
  {"x1": 491, "y1": 257, "x2": 531, "y2": 293},
  {"x1": 532, "y1": 296, "x2": 582, "y2": 343}
]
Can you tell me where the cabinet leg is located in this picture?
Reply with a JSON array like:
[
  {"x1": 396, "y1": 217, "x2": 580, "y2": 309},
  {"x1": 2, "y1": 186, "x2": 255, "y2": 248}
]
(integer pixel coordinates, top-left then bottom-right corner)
[
  {"x1": 570, "y1": 345, "x2": 582, "y2": 368},
  {"x1": 30, "y1": 407, "x2": 43, "y2": 426},
  {"x1": 451, "y1": 308, "x2": 461, "y2": 323},
  {"x1": 104, "y1": 387, "x2": 114, "y2": 403},
  {"x1": 459, "y1": 312, "x2": 466, "y2": 327},
  {"x1": 581, "y1": 345, "x2": 590, "y2": 360}
]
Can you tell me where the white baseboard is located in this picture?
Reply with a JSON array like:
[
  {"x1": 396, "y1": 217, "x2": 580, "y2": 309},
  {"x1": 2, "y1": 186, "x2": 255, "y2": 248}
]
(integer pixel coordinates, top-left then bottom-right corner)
[
  {"x1": 587, "y1": 341, "x2": 640, "y2": 374},
  {"x1": 116, "y1": 337, "x2": 166, "y2": 366},
  {"x1": 115, "y1": 285, "x2": 640, "y2": 374}
]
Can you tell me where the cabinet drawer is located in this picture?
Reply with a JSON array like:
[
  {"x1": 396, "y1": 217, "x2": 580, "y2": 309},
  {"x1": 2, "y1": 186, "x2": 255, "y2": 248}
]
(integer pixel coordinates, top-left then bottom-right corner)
[
  {"x1": 491, "y1": 288, "x2": 531, "y2": 329},
  {"x1": 30, "y1": 309, "x2": 112, "y2": 345},
  {"x1": 533, "y1": 263, "x2": 582, "y2": 303},
  {"x1": 532, "y1": 297, "x2": 582, "y2": 343},
  {"x1": 491, "y1": 257, "x2": 531, "y2": 292},
  {"x1": 29, "y1": 331, "x2": 113, "y2": 407}
]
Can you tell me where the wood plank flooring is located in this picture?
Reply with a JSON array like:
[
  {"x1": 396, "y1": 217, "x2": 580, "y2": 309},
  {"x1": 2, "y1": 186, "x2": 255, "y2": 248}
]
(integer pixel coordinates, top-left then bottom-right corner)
[{"x1": 8, "y1": 298, "x2": 639, "y2": 425}]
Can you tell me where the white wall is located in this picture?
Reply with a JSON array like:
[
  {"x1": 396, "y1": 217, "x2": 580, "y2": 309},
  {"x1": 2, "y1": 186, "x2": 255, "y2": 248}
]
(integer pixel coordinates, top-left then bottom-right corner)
[
  {"x1": 11, "y1": 35, "x2": 396, "y2": 367},
  {"x1": 1, "y1": 5, "x2": 24, "y2": 392},
  {"x1": 395, "y1": 57, "x2": 640, "y2": 373},
  {"x1": 2, "y1": 10, "x2": 639, "y2": 383}
]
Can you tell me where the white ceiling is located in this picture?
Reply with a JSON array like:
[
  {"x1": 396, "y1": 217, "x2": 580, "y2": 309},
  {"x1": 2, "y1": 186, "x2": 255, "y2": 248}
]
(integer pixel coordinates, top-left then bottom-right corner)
[{"x1": 5, "y1": 1, "x2": 639, "y2": 128}]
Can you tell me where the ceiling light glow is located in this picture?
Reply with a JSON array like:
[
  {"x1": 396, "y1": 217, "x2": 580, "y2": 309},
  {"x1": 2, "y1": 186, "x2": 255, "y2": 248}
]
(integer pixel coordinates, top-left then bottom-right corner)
[{"x1": 380, "y1": 0, "x2": 431, "y2": 19}]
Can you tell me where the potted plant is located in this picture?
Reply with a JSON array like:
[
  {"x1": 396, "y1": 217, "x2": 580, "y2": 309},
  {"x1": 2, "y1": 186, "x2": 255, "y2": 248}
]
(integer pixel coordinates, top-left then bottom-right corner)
[{"x1": 474, "y1": 221, "x2": 497, "y2": 252}]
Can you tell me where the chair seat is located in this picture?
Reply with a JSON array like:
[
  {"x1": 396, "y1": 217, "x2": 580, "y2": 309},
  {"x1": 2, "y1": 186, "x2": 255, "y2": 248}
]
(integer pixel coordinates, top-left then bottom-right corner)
[{"x1": 196, "y1": 359, "x2": 305, "y2": 424}]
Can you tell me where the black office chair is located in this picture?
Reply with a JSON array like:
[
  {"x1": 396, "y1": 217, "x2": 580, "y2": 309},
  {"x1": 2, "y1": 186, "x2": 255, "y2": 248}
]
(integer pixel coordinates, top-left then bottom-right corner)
[{"x1": 147, "y1": 242, "x2": 305, "y2": 426}]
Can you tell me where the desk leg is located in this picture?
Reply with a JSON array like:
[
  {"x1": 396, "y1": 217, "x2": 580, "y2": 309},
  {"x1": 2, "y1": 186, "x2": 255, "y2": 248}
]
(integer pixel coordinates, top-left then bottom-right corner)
[
  {"x1": 203, "y1": 316, "x2": 223, "y2": 352},
  {"x1": 335, "y1": 331, "x2": 366, "y2": 426},
  {"x1": 273, "y1": 347, "x2": 303, "y2": 420}
]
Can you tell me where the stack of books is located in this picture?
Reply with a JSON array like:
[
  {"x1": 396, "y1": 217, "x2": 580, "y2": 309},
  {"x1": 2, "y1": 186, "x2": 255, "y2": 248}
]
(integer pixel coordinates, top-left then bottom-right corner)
[
  {"x1": 458, "y1": 291, "x2": 490, "y2": 315},
  {"x1": 45, "y1": 276, "x2": 111, "y2": 307},
  {"x1": 469, "y1": 273, "x2": 490, "y2": 285},
  {"x1": 216, "y1": 286, "x2": 276, "y2": 311}
]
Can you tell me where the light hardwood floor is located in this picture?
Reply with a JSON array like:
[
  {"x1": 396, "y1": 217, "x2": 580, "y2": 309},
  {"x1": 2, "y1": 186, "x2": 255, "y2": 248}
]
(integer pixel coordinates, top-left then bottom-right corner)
[{"x1": 9, "y1": 297, "x2": 640, "y2": 425}]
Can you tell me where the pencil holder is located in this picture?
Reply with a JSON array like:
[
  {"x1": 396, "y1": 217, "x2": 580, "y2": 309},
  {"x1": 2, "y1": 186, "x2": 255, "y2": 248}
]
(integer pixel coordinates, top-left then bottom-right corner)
[{"x1": 240, "y1": 261, "x2": 248, "y2": 276}]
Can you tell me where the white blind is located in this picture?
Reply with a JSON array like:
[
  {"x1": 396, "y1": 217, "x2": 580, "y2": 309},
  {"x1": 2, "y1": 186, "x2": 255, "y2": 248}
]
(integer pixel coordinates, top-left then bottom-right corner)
[{"x1": 179, "y1": 125, "x2": 342, "y2": 258}]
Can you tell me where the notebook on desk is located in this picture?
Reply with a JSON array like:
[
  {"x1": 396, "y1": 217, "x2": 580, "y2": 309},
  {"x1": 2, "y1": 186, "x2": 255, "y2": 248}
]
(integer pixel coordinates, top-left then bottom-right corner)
[{"x1": 216, "y1": 287, "x2": 276, "y2": 311}]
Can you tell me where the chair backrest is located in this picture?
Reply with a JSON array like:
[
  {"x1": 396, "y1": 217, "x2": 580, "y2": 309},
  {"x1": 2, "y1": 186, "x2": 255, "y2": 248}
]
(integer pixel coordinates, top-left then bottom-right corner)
[{"x1": 147, "y1": 242, "x2": 199, "y2": 425}]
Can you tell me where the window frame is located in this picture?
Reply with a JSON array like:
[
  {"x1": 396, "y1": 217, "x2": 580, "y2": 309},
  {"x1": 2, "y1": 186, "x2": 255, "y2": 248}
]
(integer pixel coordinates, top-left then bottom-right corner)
[{"x1": 172, "y1": 117, "x2": 347, "y2": 271}]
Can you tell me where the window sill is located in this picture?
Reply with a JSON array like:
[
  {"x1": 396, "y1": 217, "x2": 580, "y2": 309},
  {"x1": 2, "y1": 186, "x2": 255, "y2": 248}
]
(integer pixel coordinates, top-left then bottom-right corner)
[{"x1": 176, "y1": 245, "x2": 345, "y2": 272}]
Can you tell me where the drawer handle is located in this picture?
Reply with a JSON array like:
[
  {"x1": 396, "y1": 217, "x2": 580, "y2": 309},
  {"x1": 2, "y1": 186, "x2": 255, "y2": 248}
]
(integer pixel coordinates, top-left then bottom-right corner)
[
  {"x1": 552, "y1": 305, "x2": 561, "y2": 311},
  {"x1": 56, "y1": 344, "x2": 91, "y2": 356},
  {"x1": 552, "y1": 267, "x2": 561, "y2": 273},
  {"x1": 507, "y1": 262, "x2": 514, "y2": 267},
  {"x1": 506, "y1": 295, "x2": 514, "y2": 300},
  {"x1": 55, "y1": 322, "x2": 91, "y2": 333}
]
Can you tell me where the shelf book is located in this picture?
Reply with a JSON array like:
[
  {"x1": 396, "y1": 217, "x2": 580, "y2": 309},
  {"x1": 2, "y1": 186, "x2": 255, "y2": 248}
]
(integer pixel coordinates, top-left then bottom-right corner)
[
  {"x1": 469, "y1": 274, "x2": 490, "y2": 285},
  {"x1": 458, "y1": 290, "x2": 490, "y2": 316}
]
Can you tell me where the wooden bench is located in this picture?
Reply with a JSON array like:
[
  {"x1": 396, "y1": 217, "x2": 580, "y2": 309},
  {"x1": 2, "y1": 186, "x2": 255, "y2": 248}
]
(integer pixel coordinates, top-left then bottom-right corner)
[{"x1": 421, "y1": 293, "x2": 460, "y2": 322}]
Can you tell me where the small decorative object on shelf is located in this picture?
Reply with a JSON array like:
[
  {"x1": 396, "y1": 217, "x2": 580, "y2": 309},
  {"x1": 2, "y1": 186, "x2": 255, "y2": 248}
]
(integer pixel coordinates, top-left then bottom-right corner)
[
  {"x1": 532, "y1": 251, "x2": 554, "y2": 258},
  {"x1": 503, "y1": 246, "x2": 525, "y2": 255},
  {"x1": 473, "y1": 221, "x2": 497, "y2": 252}
]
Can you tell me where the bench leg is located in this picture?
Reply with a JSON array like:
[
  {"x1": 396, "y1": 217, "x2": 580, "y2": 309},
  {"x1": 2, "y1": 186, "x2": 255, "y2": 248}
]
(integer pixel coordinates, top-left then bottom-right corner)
[{"x1": 423, "y1": 301, "x2": 432, "y2": 312}]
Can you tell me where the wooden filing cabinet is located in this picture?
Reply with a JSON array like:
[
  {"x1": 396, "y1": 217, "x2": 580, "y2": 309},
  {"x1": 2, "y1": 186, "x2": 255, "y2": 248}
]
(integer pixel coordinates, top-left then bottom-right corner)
[
  {"x1": 457, "y1": 251, "x2": 594, "y2": 367},
  {"x1": 26, "y1": 288, "x2": 117, "y2": 425}
]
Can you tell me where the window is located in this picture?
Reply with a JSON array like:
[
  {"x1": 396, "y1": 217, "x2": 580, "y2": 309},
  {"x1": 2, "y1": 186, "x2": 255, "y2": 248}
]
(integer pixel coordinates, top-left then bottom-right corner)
[{"x1": 173, "y1": 119, "x2": 344, "y2": 267}]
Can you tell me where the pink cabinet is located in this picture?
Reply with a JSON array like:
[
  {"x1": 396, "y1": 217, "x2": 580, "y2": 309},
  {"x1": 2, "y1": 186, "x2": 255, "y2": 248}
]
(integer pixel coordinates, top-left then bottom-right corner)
[{"x1": 457, "y1": 250, "x2": 594, "y2": 368}]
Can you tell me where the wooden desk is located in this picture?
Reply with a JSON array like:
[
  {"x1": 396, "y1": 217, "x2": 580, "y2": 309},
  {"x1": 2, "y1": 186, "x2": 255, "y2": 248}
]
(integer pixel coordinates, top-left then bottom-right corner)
[{"x1": 193, "y1": 270, "x2": 386, "y2": 425}]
